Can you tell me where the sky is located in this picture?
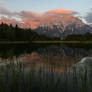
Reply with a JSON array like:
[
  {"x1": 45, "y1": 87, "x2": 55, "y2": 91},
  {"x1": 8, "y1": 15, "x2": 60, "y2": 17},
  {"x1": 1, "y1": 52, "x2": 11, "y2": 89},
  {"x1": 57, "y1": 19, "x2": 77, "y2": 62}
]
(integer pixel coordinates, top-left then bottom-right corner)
[
  {"x1": 3, "y1": 0, "x2": 91, "y2": 14},
  {"x1": 0, "y1": 0, "x2": 92, "y2": 26}
]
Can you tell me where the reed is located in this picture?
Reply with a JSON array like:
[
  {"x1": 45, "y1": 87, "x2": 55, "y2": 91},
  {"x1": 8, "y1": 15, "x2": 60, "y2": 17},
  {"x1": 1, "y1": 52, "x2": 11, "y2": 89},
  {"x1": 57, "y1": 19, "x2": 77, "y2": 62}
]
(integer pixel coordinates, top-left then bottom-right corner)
[{"x1": 0, "y1": 59, "x2": 91, "y2": 92}]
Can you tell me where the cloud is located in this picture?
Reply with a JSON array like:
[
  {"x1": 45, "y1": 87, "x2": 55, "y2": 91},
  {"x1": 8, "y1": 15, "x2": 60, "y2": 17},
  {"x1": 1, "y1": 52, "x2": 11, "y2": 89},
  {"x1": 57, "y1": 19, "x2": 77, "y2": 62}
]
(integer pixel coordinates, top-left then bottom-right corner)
[
  {"x1": 0, "y1": 7, "x2": 77, "y2": 19},
  {"x1": 0, "y1": 17, "x2": 16, "y2": 24},
  {"x1": 0, "y1": 7, "x2": 43, "y2": 20},
  {"x1": 0, "y1": 0, "x2": 8, "y2": 8},
  {"x1": 0, "y1": 7, "x2": 78, "y2": 28},
  {"x1": 85, "y1": 9, "x2": 92, "y2": 24},
  {"x1": 0, "y1": 7, "x2": 17, "y2": 17},
  {"x1": 44, "y1": 8, "x2": 77, "y2": 17},
  {"x1": 22, "y1": 19, "x2": 40, "y2": 28},
  {"x1": 0, "y1": 17, "x2": 29, "y2": 28},
  {"x1": 19, "y1": 11, "x2": 43, "y2": 20}
]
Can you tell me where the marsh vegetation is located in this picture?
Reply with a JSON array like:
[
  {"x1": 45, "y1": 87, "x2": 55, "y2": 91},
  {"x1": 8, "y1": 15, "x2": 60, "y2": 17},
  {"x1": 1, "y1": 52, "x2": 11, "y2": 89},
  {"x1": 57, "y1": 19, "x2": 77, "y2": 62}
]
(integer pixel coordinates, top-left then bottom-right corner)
[{"x1": 0, "y1": 44, "x2": 92, "y2": 92}]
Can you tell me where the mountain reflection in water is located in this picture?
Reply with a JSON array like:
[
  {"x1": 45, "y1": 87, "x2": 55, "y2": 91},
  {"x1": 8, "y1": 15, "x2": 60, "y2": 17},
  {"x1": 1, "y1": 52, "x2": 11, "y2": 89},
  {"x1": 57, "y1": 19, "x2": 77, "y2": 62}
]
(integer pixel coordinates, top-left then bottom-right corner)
[
  {"x1": 0, "y1": 44, "x2": 92, "y2": 92},
  {"x1": 0, "y1": 44, "x2": 92, "y2": 72}
]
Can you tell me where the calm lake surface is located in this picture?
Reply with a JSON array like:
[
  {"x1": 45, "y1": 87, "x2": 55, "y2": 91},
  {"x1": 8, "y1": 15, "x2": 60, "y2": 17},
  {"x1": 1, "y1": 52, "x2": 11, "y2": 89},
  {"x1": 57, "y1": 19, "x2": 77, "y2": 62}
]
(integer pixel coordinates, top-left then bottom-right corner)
[
  {"x1": 0, "y1": 43, "x2": 92, "y2": 92},
  {"x1": 0, "y1": 43, "x2": 92, "y2": 67}
]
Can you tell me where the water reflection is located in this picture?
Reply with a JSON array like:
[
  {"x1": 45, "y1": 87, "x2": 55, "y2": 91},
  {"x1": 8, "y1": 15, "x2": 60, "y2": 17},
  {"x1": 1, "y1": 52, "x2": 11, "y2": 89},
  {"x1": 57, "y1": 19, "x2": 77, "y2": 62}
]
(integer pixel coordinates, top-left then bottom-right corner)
[
  {"x1": 0, "y1": 43, "x2": 92, "y2": 72},
  {"x1": 0, "y1": 44, "x2": 92, "y2": 92}
]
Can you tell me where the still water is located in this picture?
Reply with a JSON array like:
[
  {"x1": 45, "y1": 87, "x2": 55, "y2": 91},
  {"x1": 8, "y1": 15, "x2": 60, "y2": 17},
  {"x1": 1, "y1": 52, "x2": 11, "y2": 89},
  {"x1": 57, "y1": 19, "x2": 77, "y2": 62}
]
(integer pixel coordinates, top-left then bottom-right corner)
[
  {"x1": 0, "y1": 43, "x2": 92, "y2": 92},
  {"x1": 0, "y1": 43, "x2": 92, "y2": 69}
]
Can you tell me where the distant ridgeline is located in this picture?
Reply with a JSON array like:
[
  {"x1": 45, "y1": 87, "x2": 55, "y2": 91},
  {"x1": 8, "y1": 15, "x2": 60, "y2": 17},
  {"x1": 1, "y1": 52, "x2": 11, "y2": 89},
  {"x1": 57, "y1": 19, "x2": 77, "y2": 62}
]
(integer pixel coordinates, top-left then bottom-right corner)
[
  {"x1": 0, "y1": 23, "x2": 92, "y2": 42},
  {"x1": 65, "y1": 33, "x2": 92, "y2": 41},
  {"x1": 0, "y1": 23, "x2": 60, "y2": 41}
]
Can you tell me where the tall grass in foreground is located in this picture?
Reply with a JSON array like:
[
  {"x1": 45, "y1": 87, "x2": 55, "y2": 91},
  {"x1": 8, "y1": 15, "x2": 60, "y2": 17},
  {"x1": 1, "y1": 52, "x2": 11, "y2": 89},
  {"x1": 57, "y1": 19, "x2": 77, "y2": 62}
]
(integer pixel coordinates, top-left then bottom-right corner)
[{"x1": 0, "y1": 60, "x2": 92, "y2": 92}]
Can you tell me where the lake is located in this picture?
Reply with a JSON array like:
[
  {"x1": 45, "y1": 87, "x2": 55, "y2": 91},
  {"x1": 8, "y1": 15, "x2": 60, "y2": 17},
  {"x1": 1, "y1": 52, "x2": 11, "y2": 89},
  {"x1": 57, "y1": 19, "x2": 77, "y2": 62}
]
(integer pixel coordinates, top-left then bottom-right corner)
[{"x1": 0, "y1": 43, "x2": 92, "y2": 92}]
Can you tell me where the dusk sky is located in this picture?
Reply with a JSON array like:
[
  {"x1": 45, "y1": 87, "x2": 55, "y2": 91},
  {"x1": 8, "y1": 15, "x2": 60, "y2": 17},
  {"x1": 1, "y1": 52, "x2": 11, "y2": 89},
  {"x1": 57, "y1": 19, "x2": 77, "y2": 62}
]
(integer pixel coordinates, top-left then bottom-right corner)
[
  {"x1": 0, "y1": 0, "x2": 92, "y2": 25},
  {"x1": 1, "y1": 0, "x2": 91, "y2": 14}
]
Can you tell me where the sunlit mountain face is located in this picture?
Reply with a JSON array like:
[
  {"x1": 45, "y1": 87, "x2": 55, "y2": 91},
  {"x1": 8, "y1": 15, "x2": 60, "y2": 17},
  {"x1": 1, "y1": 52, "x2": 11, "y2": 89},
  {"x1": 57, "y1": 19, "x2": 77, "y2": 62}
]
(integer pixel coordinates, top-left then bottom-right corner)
[
  {"x1": 0, "y1": 8, "x2": 77, "y2": 28},
  {"x1": 35, "y1": 16, "x2": 91, "y2": 37},
  {"x1": 0, "y1": 8, "x2": 92, "y2": 37}
]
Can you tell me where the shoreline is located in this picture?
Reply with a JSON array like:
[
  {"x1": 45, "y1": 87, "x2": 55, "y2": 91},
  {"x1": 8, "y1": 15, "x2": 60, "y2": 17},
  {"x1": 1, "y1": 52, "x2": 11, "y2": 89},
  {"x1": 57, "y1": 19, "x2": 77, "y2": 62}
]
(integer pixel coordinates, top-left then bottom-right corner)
[{"x1": 0, "y1": 41, "x2": 92, "y2": 44}]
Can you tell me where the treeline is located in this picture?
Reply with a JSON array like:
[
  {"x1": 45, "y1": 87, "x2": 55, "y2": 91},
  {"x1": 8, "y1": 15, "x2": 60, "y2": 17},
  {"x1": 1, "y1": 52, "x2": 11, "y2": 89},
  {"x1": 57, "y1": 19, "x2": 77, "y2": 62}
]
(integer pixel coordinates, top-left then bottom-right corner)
[
  {"x1": 65, "y1": 32, "x2": 92, "y2": 41},
  {"x1": 0, "y1": 23, "x2": 60, "y2": 41},
  {"x1": 1, "y1": 23, "x2": 92, "y2": 42}
]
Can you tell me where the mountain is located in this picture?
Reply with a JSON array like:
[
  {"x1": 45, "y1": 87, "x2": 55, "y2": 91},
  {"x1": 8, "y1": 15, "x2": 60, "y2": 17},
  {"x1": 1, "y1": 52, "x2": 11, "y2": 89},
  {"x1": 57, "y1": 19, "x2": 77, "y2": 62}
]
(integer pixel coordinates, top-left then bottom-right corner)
[
  {"x1": 0, "y1": 16, "x2": 91, "y2": 38},
  {"x1": 35, "y1": 16, "x2": 92, "y2": 38}
]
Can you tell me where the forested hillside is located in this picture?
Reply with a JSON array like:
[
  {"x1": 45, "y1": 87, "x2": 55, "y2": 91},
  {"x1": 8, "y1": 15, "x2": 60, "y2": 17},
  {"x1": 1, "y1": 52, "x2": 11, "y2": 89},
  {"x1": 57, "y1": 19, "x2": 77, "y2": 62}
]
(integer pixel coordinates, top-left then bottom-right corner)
[{"x1": 0, "y1": 23, "x2": 60, "y2": 41}]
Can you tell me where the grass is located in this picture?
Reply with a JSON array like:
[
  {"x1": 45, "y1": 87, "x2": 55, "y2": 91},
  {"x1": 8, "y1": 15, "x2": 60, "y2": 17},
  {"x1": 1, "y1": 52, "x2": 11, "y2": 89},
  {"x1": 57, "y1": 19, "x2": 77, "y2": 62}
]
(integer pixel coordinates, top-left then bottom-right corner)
[
  {"x1": 0, "y1": 40, "x2": 92, "y2": 44},
  {"x1": 0, "y1": 41, "x2": 30, "y2": 44},
  {"x1": 0, "y1": 59, "x2": 91, "y2": 92},
  {"x1": 33, "y1": 41, "x2": 92, "y2": 44}
]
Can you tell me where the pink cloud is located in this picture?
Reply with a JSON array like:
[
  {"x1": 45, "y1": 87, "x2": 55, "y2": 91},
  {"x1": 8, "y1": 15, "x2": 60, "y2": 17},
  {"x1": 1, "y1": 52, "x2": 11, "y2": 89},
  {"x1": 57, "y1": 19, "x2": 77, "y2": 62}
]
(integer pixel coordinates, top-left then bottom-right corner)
[
  {"x1": 19, "y1": 11, "x2": 43, "y2": 20},
  {"x1": 23, "y1": 19, "x2": 40, "y2": 29},
  {"x1": 44, "y1": 8, "x2": 77, "y2": 16},
  {"x1": 0, "y1": 8, "x2": 78, "y2": 28},
  {"x1": 0, "y1": 17, "x2": 26, "y2": 28},
  {"x1": 0, "y1": 18, "x2": 15, "y2": 24}
]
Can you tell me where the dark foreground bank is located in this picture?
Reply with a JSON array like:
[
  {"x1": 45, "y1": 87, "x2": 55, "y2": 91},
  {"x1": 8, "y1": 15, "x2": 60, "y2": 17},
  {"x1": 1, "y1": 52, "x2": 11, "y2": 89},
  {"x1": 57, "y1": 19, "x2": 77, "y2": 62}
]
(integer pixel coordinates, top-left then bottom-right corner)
[{"x1": 0, "y1": 60, "x2": 91, "y2": 92}]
